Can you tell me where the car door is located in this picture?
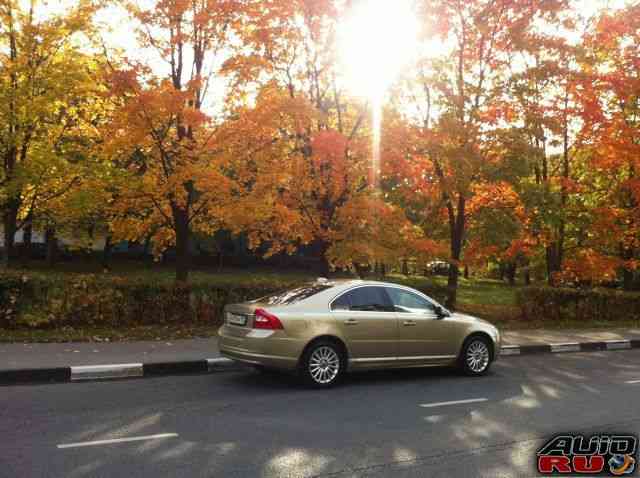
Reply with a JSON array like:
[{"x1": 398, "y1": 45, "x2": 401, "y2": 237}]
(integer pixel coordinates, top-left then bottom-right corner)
[
  {"x1": 386, "y1": 286, "x2": 458, "y2": 364},
  {"x1": 331, "y1": 286, "x2": 398, "y2": 365}
]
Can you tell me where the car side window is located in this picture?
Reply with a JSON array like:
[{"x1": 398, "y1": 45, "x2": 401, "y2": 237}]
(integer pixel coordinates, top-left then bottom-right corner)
[
  {"x1": 331, "y1": 292, "x2": 351, "y2": 311},
  {"x1": 331, "y1": 286, "x2": 393, "y2": 312},
  {"x1": 386, "y1": 288, "x2": 436, "y2": 314}
]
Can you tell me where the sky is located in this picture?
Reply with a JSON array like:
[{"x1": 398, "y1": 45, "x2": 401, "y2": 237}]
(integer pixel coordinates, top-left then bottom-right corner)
[
  {"x1": 26, "y1": 0, "x2": 632, "y2": 59},
  {"x1": 16, "y1": 0, "x2": 633, "y2": 115}
]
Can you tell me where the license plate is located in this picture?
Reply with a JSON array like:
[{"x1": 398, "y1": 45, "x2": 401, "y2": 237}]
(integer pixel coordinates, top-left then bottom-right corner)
[{"x1": 227, "y1": 313, "x2": 247, "y2": 326}]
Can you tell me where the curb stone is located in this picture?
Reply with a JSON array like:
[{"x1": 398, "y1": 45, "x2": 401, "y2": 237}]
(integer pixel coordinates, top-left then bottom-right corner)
[
  {"x1": 1, "y1": 339, "x2": 639, "y2": 385},
  {"x1": 0, "y1": 358, "x2": 244, "y2": 385},
  {"x1": 503, "y1": 339, "x2": 639, "y2": 356}
]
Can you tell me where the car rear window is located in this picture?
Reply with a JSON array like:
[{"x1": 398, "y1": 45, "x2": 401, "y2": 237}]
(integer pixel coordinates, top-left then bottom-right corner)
[{"x1": 254, "y1": 284, "x2": 333, "y2": 305}]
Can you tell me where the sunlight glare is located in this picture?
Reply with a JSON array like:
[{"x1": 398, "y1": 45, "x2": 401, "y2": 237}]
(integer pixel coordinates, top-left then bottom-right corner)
[
  {"x1": 337, "y1": 0, "x2": 419, "y2": 192},
  {"x1": 338, "y1": 0, "x2": 420, "y2": 100}
]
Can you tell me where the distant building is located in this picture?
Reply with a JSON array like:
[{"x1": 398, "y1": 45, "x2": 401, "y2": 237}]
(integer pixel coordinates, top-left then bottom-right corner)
[{"x1": 0, "y1": 226, "x2": 107, "y2": 251}]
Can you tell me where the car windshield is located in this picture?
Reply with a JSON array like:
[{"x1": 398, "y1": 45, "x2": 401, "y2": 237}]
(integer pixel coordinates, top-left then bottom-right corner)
[{"x1": 253, "y1": 283, "x2": 333, "y2": 305}]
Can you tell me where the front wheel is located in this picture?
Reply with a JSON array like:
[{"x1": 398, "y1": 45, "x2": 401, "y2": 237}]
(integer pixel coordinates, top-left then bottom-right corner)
[
  {"x1": 459, "y1": 336, "x2": 492, "y2": 376},
  {"x1": 300, "y1": 341, "x2": 345, "y2": 388}
]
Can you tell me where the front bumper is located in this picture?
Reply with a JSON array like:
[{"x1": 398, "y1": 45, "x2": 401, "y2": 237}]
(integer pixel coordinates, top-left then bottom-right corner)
[{"x1": 493, "y1": 331, "x2": 502, "y2": 360}]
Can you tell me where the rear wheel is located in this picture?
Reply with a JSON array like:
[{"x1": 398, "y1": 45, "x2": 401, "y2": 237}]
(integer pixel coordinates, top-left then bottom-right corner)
[
  {"x1": 300, "y1": 340, "x2": 345, "y2": 388},
  {"x1": 459, "y1": 335, "x2": 492, "y2": 376}
]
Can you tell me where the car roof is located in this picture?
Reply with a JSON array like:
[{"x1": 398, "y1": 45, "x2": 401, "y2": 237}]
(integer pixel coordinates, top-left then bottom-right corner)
[
  {"x1": 312, "y1": 278, "x2": 420, "y2": 294},
  {"x1": 264, "y1": 279, "x2": 427, "y2": 311},
  {"x1": 319, "y1": 279, "x2": 413, "y2": 287}
]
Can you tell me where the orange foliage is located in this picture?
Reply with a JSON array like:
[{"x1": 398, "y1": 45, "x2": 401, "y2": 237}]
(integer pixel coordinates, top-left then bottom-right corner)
[{"x1": 555, "y1": 250, "x2": 622, "y2": 285}]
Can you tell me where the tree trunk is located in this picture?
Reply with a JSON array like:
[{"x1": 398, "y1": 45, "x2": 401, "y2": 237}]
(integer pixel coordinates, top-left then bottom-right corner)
[
  {"x1": 524, "y1": 268, "x2": 531, "y2": 286},
  {"x1": 463, "y1": 265, "x2": 469, "y2": 279},
  {"x1": 446, "y1": 262, "x2": 460, "y2": 310},
  {"x1": 446, "y1": 247, "x2": 462, "y2": 310},
  {"x1": 173, "y1": 206, "x2": 191, "y2": 283},
  {"x1": 45, "y1": 227, "x2": 57, "y2": 267},
  {"x1": 506, "y1": 262, "x2": 517, "y2": 286},
  {"x1": 445, "y1": 196, "x2": 465, "y2": 310},
  {"x1": 402, "y1": 259, "x2": 409, "y2": 276},
  {"x1": 2, "y1": 198, "x2": 19, "y2": 269},
  {"x1": 620, "y1": 244, "x2": 634, "y2": 291},
  {"x1": 353, "y1": 262, "x2": 369, "y2": 279},
  {"x1": 102, "y1": 235, "x2": 113, "y2": 272},
  {"x1": 546, "y1": 243, "x2": 563, "y2": 285},
  {"x1": 21, "y1": 217, "x2": 33, "y2": 265},
  {"x1": 546, "y1": 90, "x2": 570, "y2": 287},
  {"x1": 142, "y1": 234, "x2": 152, "y2": 260},
  {"x1": 312, "y1": 238, "x2": 330, "y2": 277}
]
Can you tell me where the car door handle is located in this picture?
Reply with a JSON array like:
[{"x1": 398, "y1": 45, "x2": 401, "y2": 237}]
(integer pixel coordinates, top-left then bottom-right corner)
[
  {"x1": 344, "y1": 319, "x2": 359, "y2": 326},
  {"x1": 402, "y1": 320, "x2": 417, "y2": 326}
]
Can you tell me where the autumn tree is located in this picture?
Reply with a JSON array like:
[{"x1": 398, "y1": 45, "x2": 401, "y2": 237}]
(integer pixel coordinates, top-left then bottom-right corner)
[
  {"x1": 384, "y1": 0, "x2": 568, "y2": 307},
  {"x1": 573, "y1": 3, "x2": 640, "y2": 289},
  {"x1": 104, "y1": 0, "x2": 237, "y2": 282},
  {"x1": 0, "y1": 0, "x2": 100, "y2": 267},
  {"x1": 220, "y1": 0, "x2": 426, "y2": 275},
  {"x1": 508, "y1": 17, "x2": 593, "y2": 284}
]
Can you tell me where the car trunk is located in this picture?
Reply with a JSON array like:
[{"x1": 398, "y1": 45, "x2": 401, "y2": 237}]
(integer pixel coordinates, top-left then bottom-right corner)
[{"x1": 223, "y1": 303, "x2": 264, "y2": 337}]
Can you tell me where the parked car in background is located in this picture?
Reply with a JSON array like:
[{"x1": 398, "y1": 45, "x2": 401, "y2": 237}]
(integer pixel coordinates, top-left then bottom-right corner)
[
  {"x1": 425, "y1": 260, "x2": 451, "y2": 276},
  {"x1": 219, "y1": 279, "x2": 501, "y2": 387}
]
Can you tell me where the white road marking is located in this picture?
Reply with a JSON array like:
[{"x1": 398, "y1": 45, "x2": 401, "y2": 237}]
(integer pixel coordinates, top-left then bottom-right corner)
[
  {"x1": 625, "y1": 380, "x2": 640, "y2": 384},
  {"x1": 57, "y1": 433, "x2": 178, "y2": 449},
  {"x1": 419, "y1": 398, "x2": 488, "y2": 409}
]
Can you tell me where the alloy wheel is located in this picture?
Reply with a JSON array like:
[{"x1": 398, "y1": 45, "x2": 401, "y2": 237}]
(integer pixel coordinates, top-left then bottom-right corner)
[
  {"x1": 308, "y1": 346, "x2": 341, "y2": 385},
  {"x1": 466, "y1": 339, "x2": 490, "y2": 373}
]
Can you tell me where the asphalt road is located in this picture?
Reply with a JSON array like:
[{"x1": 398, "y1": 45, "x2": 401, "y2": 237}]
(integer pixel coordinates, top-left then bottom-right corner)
[{"x1": 2, "y1": 350, "x2": 640, "y2": 478}]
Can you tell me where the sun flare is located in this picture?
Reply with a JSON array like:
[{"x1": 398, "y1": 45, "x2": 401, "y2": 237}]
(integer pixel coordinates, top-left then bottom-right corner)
[{"x1": 338, "y1": 0, "x2": 420, "y2": 101}]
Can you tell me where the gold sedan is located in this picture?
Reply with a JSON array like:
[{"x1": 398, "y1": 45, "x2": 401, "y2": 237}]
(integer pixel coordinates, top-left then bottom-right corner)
[{"x1": 219, "y1": 279, "x2": 501, "y2": 387}]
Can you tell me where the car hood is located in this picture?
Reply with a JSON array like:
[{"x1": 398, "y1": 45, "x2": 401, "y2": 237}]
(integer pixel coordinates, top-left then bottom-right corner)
[{"x1": 449, "y1": 312, "x2": 493, "y2": 328}]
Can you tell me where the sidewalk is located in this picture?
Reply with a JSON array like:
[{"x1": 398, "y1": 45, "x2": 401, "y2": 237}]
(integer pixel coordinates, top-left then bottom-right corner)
[
  {"x1": 0, "y1": 338, "x2": 220, "y2": 371},
  {"x1": 502, "y1": 328, "x2": 640, "y2": 346},
  {"x1": 1, "y1": 328, "x2": 639, "y2": 384}
]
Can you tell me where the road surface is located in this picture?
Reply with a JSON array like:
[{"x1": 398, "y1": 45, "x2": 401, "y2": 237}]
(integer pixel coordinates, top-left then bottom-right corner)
[{"x1": 2, "y1": 350, "x2": 640, "y2": 477}]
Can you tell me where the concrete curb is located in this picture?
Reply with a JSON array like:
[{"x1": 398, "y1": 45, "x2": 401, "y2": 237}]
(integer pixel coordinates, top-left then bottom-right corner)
[
  {"x1": 0, "y1": 358, "x2": 246, "y2": 386},
  {"x1": 1, "y1": 339, "x2": 639, "y2": 385},
  {"x1": 501, "y1": 339, "x2": 640, "y2": 356}
]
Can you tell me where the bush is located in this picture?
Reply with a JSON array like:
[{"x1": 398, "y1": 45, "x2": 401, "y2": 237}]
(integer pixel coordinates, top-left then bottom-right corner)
[
  {"x1": 0, "y1": 272, "x2": 449, "y2": 330},
  {"x1": 0, "y1": 272, "x2": 299, "y2": 330},
  {"x1": 516, "y1": 286, "x2": 640, "y2": 322}
]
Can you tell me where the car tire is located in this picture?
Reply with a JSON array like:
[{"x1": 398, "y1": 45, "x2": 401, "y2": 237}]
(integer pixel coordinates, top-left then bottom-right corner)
[
  {"x1": 459, "y1": 335, "x2": 493, "y2": 376},
  {"x1": 300, "y1": 340, "x2": 345, "y2": 388}
]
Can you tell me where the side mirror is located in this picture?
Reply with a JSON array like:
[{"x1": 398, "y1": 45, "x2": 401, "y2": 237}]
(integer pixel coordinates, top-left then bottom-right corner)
[{"x1": 435, "y1": 306, "x2": 449, "y2": 319}]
